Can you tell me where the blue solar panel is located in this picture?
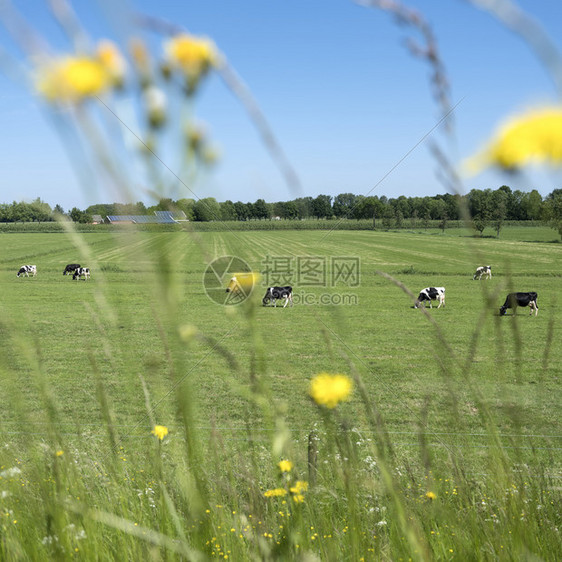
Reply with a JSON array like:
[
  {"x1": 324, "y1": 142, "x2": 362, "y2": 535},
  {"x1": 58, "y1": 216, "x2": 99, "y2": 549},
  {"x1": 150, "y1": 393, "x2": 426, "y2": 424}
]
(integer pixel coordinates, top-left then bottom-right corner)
[{"x1": 106, "y1": 214, "x2": 178, "y2": 224}]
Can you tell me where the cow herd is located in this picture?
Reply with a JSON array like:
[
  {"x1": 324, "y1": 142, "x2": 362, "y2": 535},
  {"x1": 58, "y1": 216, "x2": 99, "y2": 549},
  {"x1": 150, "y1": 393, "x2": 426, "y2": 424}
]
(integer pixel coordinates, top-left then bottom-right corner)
[
  {"x1": 16, "y1": 264, "x2": 90, "y2": 280},
  {"x1": 16, "y1": 262, "x2": 539, "y2": 316},
  {"x1": 412, "y1": 265, "x2": 538, "y2": 316},
  {"x1": 256, "y1": 265, "x2": 538, "y2": 316}
]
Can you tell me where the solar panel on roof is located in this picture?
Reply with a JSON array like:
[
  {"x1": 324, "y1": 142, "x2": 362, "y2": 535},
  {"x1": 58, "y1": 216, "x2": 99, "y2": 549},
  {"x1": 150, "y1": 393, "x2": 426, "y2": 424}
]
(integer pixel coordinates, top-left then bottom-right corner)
[
  {"x1": 154, "y1": 211, "x2": 179, "y2": 222},
  {"x1": 106, "y1": 213, "x2": 179, "y2": 224}
]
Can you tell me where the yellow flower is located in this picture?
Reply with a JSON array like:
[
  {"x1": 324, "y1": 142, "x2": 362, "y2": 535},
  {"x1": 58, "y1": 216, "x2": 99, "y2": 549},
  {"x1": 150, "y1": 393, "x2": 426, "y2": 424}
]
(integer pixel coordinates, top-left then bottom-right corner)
[
  {"x1": 151, "y1": 425, "x2": 169, "y2": 440},
  {"x1": 289, "y1": 481, "x2": 308, "y2": 494},
  {"x1": 264, "y1": 488, "x2": 287, "y2": 498},
  {"x1": 37, "y1": 56, "x2": 110, "y2": 103},
  {"x1": 309, "y1": 373, "x2": 353, "y2": 408},
  {"x1": 225, "y1": 272, "x2": 260, "y2": 296},
  {"x1": 55, "y1": 450, "x2": 64, "y2": 457},
  {"x1": 425, "y1": 491, "x2": 437, "y2": 500},
  {"x1": 96, "y1": 40, "x2": 126, "y2": 86},
  {"x1": 465, "y1": 107, "x2": 562, "y2": 173},
  {"x1": 292, "y1": 494, "x2": 305, "y2": 503},
  {"x1": 278, "y1": 460, "x2": 293, "y2": 473},
  {"x1": 164, "y1": 33, "x2": 218, "y2": 93}
]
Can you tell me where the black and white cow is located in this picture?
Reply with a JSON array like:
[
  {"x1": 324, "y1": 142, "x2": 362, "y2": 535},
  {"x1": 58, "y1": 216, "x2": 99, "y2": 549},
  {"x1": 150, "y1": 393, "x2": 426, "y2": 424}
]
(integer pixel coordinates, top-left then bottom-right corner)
[
  {"x1": 17, "y1": 265, "x2": 36, "y2": 277},
  {"x1": 63, "y1": 263, "x2": 81, "y2": 275},
  {"x1": 262, "y1": 286, "x2": 293, "y2": 308},
  {"x1": 73, "y1": 267, "x2": 90, "y2": 281},
  {"x1": 473, "y1": 265, "x2": 492, "y2": 280},
  {"x1": 414, "y1": 287, "x2": 445, "y2": 309},
  {"x1": 499, "y1": 292, "x2": 538, "y2": 316}
]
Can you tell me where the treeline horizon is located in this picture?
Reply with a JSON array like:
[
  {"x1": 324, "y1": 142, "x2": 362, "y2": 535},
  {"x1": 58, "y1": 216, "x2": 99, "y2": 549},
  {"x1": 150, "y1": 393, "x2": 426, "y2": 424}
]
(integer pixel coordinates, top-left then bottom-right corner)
[{"x1": 1, "y1": 186, "x2": 561, "y2": 237}]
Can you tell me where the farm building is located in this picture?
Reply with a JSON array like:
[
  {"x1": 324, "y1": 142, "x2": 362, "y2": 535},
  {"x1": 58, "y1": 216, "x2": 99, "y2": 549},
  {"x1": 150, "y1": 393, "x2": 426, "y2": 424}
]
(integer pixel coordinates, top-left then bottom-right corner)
[{"x1": 105, "y1": 210, "x2": 187, "y2": 224}]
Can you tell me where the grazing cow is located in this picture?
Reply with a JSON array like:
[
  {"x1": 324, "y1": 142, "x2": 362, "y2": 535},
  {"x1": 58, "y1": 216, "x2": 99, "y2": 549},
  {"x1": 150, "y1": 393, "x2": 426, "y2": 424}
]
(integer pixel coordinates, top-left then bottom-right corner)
[
  {"x1": 414, "y1": 287, "x2": 445, "y2": 309},
  {"x1": 262, "y1": 286, "x2": 293, "y2": 308},
  {"x1": 499, "y1": 292, "x2": 538, "y2": 316},
  {"x1": 473, "y1": 265, "x2": 492, "y2": 280},
  {"x1": 73, "y1": 267, "x2": 90, "y2": 280},
  {"x1": 63, "y1": 263, "x2": 81, "y2": 275},
  {"x1": 17, "y1": 265, "x2": 36, "y2": 277}
]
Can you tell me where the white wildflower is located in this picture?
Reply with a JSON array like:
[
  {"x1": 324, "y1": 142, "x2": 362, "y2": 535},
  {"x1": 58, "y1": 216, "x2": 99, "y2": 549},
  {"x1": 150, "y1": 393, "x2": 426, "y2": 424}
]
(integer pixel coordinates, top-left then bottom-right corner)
[{"x1": 0, "y1": 467, "x2": 21, "y2": 478}]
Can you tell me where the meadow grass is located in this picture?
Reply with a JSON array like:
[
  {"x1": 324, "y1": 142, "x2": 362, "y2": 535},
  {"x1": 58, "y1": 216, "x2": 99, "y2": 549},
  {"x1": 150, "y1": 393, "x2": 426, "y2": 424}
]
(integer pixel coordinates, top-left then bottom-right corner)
[{"x1": 0, "y1": 227, "x2": 560, "y2": 560}]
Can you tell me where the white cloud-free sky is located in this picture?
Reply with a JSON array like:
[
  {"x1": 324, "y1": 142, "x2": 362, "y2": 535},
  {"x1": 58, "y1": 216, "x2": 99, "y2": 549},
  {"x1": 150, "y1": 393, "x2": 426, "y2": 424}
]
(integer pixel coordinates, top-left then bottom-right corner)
[{"x1": 0, "y1": 0, "x2": 561, "y2": 211}]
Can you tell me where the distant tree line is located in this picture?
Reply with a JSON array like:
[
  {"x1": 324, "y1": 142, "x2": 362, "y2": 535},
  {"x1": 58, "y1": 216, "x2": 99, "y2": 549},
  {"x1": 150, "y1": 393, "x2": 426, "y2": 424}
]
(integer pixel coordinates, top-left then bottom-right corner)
[{"x1": 2, "y1": 187, "x2": 562, "y2": 238}]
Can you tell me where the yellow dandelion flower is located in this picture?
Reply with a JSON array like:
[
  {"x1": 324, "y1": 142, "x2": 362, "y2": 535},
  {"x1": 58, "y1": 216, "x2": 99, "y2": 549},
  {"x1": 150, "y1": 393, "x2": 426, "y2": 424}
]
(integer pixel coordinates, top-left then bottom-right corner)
[
  {"x1": 151, "y1": 425, "x2": 169, "y2": 440},
  {"x1": 37, "y1": 56, "x2": 110, "y2": 103},
  {"x1": 225, "y1": 272, "x2": 260, "y2": 295},
  {"x1": 278, "y1": 460, "x2": 293, "y2": 473},
  {"x1": 165, "y1": 34, "x2": 217, "y2": 77},
  {"x1": 264, "y1": 488, "x2": 287, "y2": 498},
  {"x1": 55, "y1": 450, "x2": 64, "y2": 457},
  {"x1": 309, "y1": 373, "x2": 353, "y2": 408},
  {"x1": 465, "y1": 107, "x2": 562, "y2": 173},
  {"x1": 289, "y1": 481, "x2": 308, "y2": 494},
  {"x1": 425, "y1": 491, "x2": 437, "y2": 500},
  {"x1": 164, "y1": 33, "x2": 218, "y2": 94},
  {"x1": 292, "y1": 494, "x2": 305, "y2": 503},
  {"x1": 96, "y1": 40, "x2": 126, "y2": 86}
]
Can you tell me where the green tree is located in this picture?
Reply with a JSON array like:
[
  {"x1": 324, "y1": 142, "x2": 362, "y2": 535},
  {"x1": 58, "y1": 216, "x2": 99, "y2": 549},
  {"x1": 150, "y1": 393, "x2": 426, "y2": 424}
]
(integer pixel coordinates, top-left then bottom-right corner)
[
  {"x1": 69, "y1": 207, "x2": 91, "y2": 223},
  {"x1": 542, "y1": 189, "x2": 562, "y2": 239},
  {"x1": 523, "y1": 189, "x2": 543, "y2": 220},
  {"x1": 252, "y1": 198, "x2": 270, "y2": 220},
  {"x1": 293, "y1": 197, "x2": 313, "y2": 219},
  {"x1": 234, "y1": 201, "x2": 250, "y2": 221},
  {"x1": 310, "y1": 194, "x2": 332, "y2": 218},
  {"x1": 30, "y1": 198, "x2": 53, "y2": 222},
  {"x1": 491, "y1": 188, "x2": 508, "y2": 237},
  {"x1": 394, "y1": 209, "x2": 404, "y2": 229},
  {"x1": 176, "y1": 198, "x2": 195, "y2": 221},
  {"x1": 392, "y1": 195, "x2": 411, "y2": 218},
  {"x1": 381, "y1": 206, "x2": 394, "y2": 230},
  {"x1": 332, "y1": 193, "x2": 357, "y2": 218},
  {"x1": 275, "y1": 201, "x2": 298, "y2": 220},
  {"x1": 192, "y1": 197, "x2": 220, "y2": 221},
  {"x1": 53, "y1": 204, "x2": 65, "y2": 217},
  {"x1": 220, "y1": 200, "x2": 237, "y2": 221},
  {"x1": 469, "y1": 189, "x2": 492, "y2": 235},
  {"x1": 497, "y1": 185, "x2": 515, "y2": 219}
]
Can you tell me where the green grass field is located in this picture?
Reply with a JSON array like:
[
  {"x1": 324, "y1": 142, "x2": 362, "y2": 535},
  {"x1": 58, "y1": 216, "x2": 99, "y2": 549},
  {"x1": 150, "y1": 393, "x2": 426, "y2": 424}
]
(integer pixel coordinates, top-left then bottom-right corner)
[{"x1": 0, "y1": 227, "x2": 560, "y2": 560}]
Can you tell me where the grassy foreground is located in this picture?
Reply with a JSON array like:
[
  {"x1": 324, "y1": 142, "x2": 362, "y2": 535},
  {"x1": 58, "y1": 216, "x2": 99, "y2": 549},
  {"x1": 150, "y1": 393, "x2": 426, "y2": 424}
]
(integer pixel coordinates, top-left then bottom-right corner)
[{"x1": 0, "y1": 227, "x2": 560, "y2": 560}]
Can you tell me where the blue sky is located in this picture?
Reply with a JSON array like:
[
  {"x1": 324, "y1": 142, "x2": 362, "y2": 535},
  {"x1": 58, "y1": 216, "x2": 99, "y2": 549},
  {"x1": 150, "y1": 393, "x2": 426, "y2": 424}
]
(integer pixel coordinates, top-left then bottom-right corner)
[{"x1": 1, "y1": 0, "x2": 561, "y2": 211}]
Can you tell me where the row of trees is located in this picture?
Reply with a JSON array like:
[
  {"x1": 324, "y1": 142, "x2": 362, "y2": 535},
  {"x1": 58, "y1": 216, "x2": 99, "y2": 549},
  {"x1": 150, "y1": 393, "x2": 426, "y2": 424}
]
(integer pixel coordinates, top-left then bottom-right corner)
[
  {"x1": 86, "y1": 187, "x2": 559, "y2": 237},
  {"x1": 2, "y1": 188, "x2": 561, "y2": 237}
]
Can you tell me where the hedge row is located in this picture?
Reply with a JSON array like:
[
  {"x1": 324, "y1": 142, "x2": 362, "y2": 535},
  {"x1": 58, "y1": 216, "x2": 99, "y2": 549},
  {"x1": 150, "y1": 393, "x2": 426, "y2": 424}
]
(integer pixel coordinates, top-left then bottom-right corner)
[{"x1": 0, "y1": 219, "x2": 544, "y2": 233}]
